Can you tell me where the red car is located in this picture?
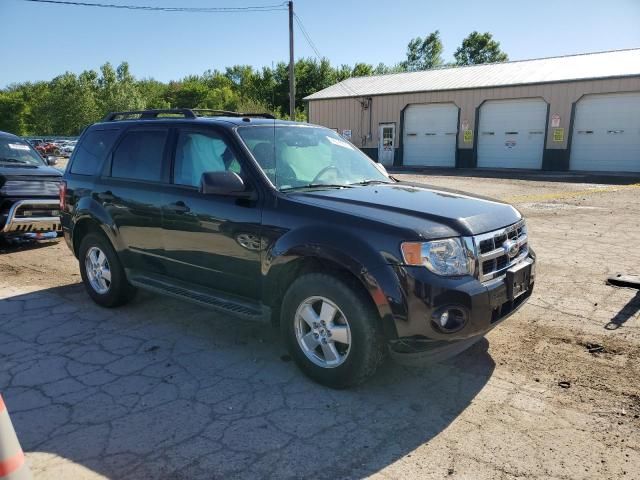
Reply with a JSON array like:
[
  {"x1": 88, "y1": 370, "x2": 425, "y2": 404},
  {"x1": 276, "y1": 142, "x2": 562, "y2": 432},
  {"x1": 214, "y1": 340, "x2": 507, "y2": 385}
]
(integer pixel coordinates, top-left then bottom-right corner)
[{"x1": 35, "y1": 142, "x2": 59, "y2": 156}]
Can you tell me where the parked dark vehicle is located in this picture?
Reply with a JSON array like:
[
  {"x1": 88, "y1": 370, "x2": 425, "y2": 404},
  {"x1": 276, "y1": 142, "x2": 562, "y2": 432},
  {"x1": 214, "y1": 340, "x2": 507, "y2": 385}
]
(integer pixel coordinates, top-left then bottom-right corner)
[
  {"x1": 60, "y1": 109, "x2": 536, "y2": 388},
  {"x1": 0, "y1": 131, "x2": 62, "y2": 241}
]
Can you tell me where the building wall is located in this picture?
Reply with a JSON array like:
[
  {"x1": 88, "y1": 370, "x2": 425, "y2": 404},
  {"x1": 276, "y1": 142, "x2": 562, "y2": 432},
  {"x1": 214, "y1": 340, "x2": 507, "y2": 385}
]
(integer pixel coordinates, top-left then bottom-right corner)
[{"x1": 307, "y1": 76, "x2": 640, "y2": 170}]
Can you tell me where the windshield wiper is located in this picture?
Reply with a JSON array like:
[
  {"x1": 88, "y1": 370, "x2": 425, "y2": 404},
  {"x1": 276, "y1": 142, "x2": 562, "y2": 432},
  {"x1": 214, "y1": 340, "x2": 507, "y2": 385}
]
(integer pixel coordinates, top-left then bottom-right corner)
[
  {"x1": 348, "y1": 179, "x2": 394, "y2": 186},
  {"x1": 280, "y1": 183, "x2": 353, "y2": 192},
  {"x1": 0, "y1": 157, "x2": 31, "y2": 164}
]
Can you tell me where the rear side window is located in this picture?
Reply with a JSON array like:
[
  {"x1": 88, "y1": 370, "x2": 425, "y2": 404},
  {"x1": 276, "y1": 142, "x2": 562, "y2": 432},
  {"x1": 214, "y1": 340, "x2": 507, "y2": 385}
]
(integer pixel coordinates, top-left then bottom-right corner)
[
  {"x1": 70, "y1": 129, "x2": 119, "y2": 175},
  {"x1": 111, "y1": 129, "x2": 168, "y2": 182}
]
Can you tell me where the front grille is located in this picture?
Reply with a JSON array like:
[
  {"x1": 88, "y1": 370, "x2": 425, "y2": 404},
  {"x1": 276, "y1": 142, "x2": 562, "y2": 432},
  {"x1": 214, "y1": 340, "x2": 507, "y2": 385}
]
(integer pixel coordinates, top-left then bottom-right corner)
[
  {"x1": 0, "y1": 179, "x2": 60, "y2": 197},
  {"x1": 475, "y1": 220, "x2": 528, "y2": 282},
  {"x1": 15, "y1": 206, "x2": 60, "y2": 218}
]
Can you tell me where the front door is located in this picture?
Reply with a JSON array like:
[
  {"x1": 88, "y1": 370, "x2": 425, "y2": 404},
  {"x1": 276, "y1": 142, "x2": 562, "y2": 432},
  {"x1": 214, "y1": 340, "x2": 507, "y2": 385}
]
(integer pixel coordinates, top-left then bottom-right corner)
[
  {"x1": 162, "y1": 126, "x2": 262, "y2": 300},
  {"x1": 378, "y1": 124, "x2": 395, "y2": 166}
]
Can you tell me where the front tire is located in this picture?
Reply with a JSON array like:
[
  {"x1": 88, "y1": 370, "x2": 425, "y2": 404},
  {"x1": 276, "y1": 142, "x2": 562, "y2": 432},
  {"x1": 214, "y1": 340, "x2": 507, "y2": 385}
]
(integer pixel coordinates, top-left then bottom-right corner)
[
  {"x1": 78, "y1": 232, "x2": 136, "y2": 307},
  {"x1": 281, "y1": 273, "x2": 385, "y2": 388}
]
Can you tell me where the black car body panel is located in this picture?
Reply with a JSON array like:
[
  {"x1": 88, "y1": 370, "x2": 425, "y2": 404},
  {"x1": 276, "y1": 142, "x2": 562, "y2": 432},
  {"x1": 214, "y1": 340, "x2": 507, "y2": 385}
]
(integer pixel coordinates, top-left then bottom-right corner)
[{"x1": 61, "y1": 114, "x2": 535, "y2": 365}]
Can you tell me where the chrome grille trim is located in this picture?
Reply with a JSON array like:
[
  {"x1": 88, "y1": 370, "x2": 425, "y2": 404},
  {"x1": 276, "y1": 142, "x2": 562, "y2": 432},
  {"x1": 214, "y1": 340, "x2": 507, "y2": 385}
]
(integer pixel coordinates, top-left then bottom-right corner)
[{"x1": 474, "y1": 220, "x2": 529, "y2": 283}]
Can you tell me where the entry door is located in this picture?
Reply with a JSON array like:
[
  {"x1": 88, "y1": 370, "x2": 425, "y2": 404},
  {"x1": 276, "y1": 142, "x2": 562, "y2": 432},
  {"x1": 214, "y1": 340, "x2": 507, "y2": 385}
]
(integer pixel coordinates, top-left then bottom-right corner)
[
  {"x1": 162, "y1": 127, "x2": 262, "y2": 300},
  {"x1": 570, "y1": 92, "x2": 640, "y2": 172},
  {"x1": 378, "y1": 124, "x2": 395, "y2": 166},
  {"x1": 477, "y1": 98, "x2": 547, "y2": 169},
  {"x1": 402, "y1": 103, "x2": 458, "y2": 167}
]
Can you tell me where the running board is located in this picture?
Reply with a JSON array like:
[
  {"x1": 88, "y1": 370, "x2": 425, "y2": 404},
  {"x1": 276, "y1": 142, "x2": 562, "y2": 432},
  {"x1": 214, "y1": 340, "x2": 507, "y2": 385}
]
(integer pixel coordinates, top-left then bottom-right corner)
[{"x1": 128, "y1": 274, "x2": 267, "y2": 322}]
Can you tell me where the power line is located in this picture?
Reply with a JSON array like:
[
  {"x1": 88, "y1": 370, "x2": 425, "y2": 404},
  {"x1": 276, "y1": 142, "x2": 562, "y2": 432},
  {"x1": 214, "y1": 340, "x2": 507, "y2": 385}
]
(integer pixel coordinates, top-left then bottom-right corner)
[
  {"x1": 19, "y1": 0, "x2": 288, "y2": 13},
  {"x1": 293, "y1": 12, "x2": 362, "y2": 100},
  {"x1": 293, "y1": 10, "x2": 371, "y2": 144},
  {"x1": 293, "y1": 13, "x2": 322, "y2": 60}
]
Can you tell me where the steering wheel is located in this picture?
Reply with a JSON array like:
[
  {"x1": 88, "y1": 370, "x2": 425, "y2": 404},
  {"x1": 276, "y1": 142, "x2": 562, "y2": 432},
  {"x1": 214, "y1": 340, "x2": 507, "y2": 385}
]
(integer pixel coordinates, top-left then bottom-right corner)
[{"x1": 312, "y1": 165, "x2": 342, "y2": 184}]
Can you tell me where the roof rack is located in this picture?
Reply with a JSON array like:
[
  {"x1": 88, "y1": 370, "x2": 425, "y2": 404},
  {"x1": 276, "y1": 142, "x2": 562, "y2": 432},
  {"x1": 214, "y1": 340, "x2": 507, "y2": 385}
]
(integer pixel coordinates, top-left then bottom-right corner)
[
  {"x1": 101, "y1": 108, "x2": 275, "y2": 122},
  {"x1": 191, "y1": 109, "x2": 275, "y2": 120}
]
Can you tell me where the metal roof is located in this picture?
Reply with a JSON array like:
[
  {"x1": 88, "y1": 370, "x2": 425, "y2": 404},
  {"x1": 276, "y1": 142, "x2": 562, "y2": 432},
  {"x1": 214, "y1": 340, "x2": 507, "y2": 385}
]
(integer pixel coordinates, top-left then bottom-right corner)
[{"x1": 304, "y1": 49, "x2": 640, "y2": 101}]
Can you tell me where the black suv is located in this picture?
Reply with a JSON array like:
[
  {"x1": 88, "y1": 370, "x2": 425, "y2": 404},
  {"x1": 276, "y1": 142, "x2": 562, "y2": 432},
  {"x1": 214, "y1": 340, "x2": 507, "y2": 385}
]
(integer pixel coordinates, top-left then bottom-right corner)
[
  {"x1": 0, "y1": 130, "x2": 62, "y2": 241},
  {"x1": 61, "y1": 109, "x2": 535, "y2": 388}
]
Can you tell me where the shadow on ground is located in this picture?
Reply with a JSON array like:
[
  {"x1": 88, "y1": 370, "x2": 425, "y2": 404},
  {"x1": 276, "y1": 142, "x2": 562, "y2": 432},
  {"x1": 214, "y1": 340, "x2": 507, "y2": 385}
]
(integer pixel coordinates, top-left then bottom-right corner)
[
  {"x1": 605, "y1": 290, "x2": 640, "y2": 330},
  {"x1": 0, "y1": 285, "x2": 494, "y2": 479},
  {"x1": 0, "y1": 238, "x2": 59, "y2": 255}
]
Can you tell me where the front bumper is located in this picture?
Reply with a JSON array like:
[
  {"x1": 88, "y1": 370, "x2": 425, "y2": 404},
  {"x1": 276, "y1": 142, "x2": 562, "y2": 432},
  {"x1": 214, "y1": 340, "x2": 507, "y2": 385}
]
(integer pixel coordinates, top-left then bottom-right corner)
[
  {"x1": 388, "y1": 252, "x2": 535, "y2": 365},
  {"x1": 0, "y1": 199, "x2": 62, "y2": 237}
]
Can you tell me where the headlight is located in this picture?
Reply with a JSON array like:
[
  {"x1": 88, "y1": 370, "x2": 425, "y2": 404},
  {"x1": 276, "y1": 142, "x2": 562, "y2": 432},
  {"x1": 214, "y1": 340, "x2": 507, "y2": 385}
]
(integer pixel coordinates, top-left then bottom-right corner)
[{"x1": 401, "y1": 238, "x2": 474, "y2": 276}]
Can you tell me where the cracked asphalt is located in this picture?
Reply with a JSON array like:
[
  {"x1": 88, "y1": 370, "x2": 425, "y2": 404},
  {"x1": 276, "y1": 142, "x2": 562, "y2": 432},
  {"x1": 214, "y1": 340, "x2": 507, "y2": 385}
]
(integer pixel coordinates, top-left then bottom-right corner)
[{"x1": 1, "y1": 173, "x2": 639, "y2": 479}]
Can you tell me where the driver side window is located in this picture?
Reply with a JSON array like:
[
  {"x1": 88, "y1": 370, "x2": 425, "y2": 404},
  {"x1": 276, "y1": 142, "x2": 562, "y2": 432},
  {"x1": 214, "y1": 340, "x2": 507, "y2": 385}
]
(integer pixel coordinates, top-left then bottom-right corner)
[{"x1": 173, "y1": 130, "x2": 243, "y2": 187}]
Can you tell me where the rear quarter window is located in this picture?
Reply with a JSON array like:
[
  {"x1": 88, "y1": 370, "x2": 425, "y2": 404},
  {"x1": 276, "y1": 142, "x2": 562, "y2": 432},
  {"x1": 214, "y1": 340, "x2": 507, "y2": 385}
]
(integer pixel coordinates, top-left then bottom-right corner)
[{"x1": 70, "y1": 129, "x2": 119, "y2": 175}]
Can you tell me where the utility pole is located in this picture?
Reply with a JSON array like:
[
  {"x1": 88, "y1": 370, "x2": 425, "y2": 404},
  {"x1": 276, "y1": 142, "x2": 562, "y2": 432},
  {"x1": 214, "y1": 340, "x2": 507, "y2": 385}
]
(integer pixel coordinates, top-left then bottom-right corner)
[{"x1": 288, "y1": 1, "x2": 295, "y2": 120}]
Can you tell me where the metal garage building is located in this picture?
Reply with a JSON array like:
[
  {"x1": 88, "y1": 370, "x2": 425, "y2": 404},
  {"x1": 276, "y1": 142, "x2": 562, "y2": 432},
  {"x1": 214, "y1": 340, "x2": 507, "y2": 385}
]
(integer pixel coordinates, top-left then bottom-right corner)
[{"x1": 305, "y1": 49, "x2": 640, "y2": 172}]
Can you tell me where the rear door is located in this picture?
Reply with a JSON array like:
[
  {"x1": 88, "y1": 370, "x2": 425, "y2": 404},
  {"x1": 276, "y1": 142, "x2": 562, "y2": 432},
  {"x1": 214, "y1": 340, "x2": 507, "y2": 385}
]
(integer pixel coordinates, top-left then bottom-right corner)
[
  {"x1": 96, "y1": 126, "x2": 170, "y2": 274},
  {"x1": 161, "y1": 126, "x2": 262, "y2": 300}
]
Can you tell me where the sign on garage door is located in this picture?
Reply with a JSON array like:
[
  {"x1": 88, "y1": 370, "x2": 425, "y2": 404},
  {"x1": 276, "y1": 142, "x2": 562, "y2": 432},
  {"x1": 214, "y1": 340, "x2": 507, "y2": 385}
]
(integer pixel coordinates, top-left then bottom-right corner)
[
  {"x1": 403, "y1": 103, "x2": 458, "y2": 167},
  {"x1": 570, "y1": 92, "x2": 640, "y2": 172},
  {"x1": 477, "y1": 98, "x2": 547, "y2": 169}
]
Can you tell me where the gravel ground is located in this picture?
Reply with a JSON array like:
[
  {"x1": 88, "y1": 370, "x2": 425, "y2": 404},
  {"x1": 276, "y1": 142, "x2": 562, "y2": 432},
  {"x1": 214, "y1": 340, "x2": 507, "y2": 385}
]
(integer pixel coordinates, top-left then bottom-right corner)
[{"x1": 0, "y1": 172, "x2": 639, "y2": 479}]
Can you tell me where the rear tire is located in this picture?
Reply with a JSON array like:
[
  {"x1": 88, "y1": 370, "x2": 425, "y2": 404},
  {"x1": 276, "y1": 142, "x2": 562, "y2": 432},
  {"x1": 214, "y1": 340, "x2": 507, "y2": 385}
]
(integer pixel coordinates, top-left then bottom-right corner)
[
  {"x1": 78, "y1": 232, "x2": 136, "y2": 307},
  {"x1": 281, "y1": 272, "x2": 385, "y2": 388}
]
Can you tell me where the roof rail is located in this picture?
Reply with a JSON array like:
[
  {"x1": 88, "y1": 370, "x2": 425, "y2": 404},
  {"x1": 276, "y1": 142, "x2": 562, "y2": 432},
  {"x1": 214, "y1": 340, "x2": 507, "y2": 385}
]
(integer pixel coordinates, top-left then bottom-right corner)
[
  {"x1": 102, "y1": 109, "x2": 197, "y2": 122},
  {"x1": 102, "y1": 108, "x2": 276, "y2": 122},
  {"x1": 191, "y1": 109, "x2": 275, "y2": 120}
]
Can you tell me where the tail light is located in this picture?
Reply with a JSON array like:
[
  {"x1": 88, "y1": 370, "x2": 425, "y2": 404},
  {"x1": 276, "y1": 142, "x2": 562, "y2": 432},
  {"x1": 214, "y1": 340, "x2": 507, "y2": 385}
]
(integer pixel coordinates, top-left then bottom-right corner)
[{"x1": 59, "y1": 180, "x2": 67, "y2": 210}]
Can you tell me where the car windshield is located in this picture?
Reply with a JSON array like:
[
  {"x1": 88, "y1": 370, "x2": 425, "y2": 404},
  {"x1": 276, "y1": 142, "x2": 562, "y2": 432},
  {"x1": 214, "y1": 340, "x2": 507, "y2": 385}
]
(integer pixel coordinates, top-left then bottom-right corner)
[
  {"x1": 237, "y1": 125, "x2": 392, "y2": 190},
  {"x1": 0, "y1": 137, "x2": 44, "y2": 166}
]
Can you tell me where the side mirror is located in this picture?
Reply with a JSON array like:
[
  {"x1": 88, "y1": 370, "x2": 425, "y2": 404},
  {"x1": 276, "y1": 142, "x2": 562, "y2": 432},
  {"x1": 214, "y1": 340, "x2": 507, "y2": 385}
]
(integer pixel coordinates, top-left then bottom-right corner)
[
  {"x1": 46, "y1": 156, "x2": 58, "y2": 166},
  {"x1": 200, "y1": 171, "x2": 248, "y2": 196}
]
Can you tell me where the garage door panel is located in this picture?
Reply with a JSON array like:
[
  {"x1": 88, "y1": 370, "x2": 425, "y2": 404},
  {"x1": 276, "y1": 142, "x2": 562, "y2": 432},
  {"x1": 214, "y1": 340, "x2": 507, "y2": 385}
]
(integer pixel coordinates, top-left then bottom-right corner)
[
  {"x1": 477, "y1": 98, "x2": 547, "y2": 169},
  {"x1": 403, "y1": 103, "x2": 458, "y2": 167},
  {"x1": 570, "y1": 92, "x2": 640, "y2": 172}
]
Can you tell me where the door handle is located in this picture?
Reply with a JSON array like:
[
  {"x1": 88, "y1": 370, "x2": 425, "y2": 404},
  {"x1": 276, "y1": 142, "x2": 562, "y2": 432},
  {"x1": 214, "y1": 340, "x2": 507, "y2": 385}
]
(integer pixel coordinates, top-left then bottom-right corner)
[
  {"x1": 168, "y1": 201, "x2": 190, "y2": 214},
  {"x1": 97, "y1": 191, "x2": 115, "y2": 202}
]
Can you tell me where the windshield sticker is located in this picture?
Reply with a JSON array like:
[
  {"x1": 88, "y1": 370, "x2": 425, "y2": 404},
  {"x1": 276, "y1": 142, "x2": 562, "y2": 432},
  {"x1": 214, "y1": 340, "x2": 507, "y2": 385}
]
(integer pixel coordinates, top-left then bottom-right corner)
[
  {"x1": 8, "y1": 143, "x2": 31, "y2": 151},
  {"x1": 326, "y1": 136, "x2": 355, "y2": 150}
]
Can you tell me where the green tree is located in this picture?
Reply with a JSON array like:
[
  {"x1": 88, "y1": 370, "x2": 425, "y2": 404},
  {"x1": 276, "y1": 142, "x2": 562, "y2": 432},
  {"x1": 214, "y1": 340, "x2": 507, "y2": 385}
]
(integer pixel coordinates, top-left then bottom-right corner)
[
  {"x1": 97, "y1": 62, "x2": 145, "y2": 113},
  {"x1": 46, "y1": 72, "x2": 99, "y2": 135},
  {"x1": 402, "y1": 31, "x2": 444, "y2": 71},
  {"x1": 454, "y1": 31, "x2": 509, "y2": 65},
  {"x1": 0, "y1": 90, "x2": 28, "y2": 135},
  {"x1": 137, "y1": 79, "x2": 170, "y2": 109}
]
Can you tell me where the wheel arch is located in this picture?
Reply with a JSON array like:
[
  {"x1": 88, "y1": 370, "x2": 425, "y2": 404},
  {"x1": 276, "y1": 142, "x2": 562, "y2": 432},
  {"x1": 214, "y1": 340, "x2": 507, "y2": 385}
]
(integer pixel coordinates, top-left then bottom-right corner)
[
  {"x1": 70, "y1": 198, "x2": 123, "y2": 258},
  {"x1": 263, "y1": 228, "x2": 403, "y2": 339}
]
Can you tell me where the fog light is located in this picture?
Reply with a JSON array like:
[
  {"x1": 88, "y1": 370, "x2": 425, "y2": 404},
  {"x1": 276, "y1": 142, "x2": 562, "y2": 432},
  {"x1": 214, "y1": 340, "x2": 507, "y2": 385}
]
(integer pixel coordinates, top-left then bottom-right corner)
[
  {"x1": 439, "y1": 311, "x2": 449, "y2": 328},
  {"x1": 432, "y1": 306, "x2": 468, "y2": 333}
]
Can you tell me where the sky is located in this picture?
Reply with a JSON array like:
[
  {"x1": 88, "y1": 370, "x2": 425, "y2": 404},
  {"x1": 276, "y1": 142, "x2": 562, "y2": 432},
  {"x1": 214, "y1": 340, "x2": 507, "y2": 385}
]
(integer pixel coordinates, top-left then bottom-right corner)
[{"x1": 1, "y1": 0, "x2": 639, "y2": 87}]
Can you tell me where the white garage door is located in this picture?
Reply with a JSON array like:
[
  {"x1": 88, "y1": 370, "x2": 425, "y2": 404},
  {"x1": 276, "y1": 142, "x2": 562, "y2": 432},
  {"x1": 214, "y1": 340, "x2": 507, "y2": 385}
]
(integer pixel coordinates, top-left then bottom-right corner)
[
  {"x1": 403, "y1": 103, "x2": 458, "y2": 167},
  {"x1": 570, "y1": 92, "x2": 640, "y2": 172},
  {"x1": 477, "y1": 98, "x2": 547, "y2": 169}
]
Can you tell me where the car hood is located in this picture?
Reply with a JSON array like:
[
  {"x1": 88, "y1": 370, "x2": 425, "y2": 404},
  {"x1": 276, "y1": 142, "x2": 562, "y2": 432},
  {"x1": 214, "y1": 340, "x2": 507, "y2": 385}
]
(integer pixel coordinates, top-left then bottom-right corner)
[
  {"x1": 0, "y1": 164, "x2": 62, "y2": 197},
  {"x1": 0, "y1": 163, "x2": 62, "y2": 178},
  {"x1": 288, "y1": 182, "x2": 522, "y2": 238}
]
